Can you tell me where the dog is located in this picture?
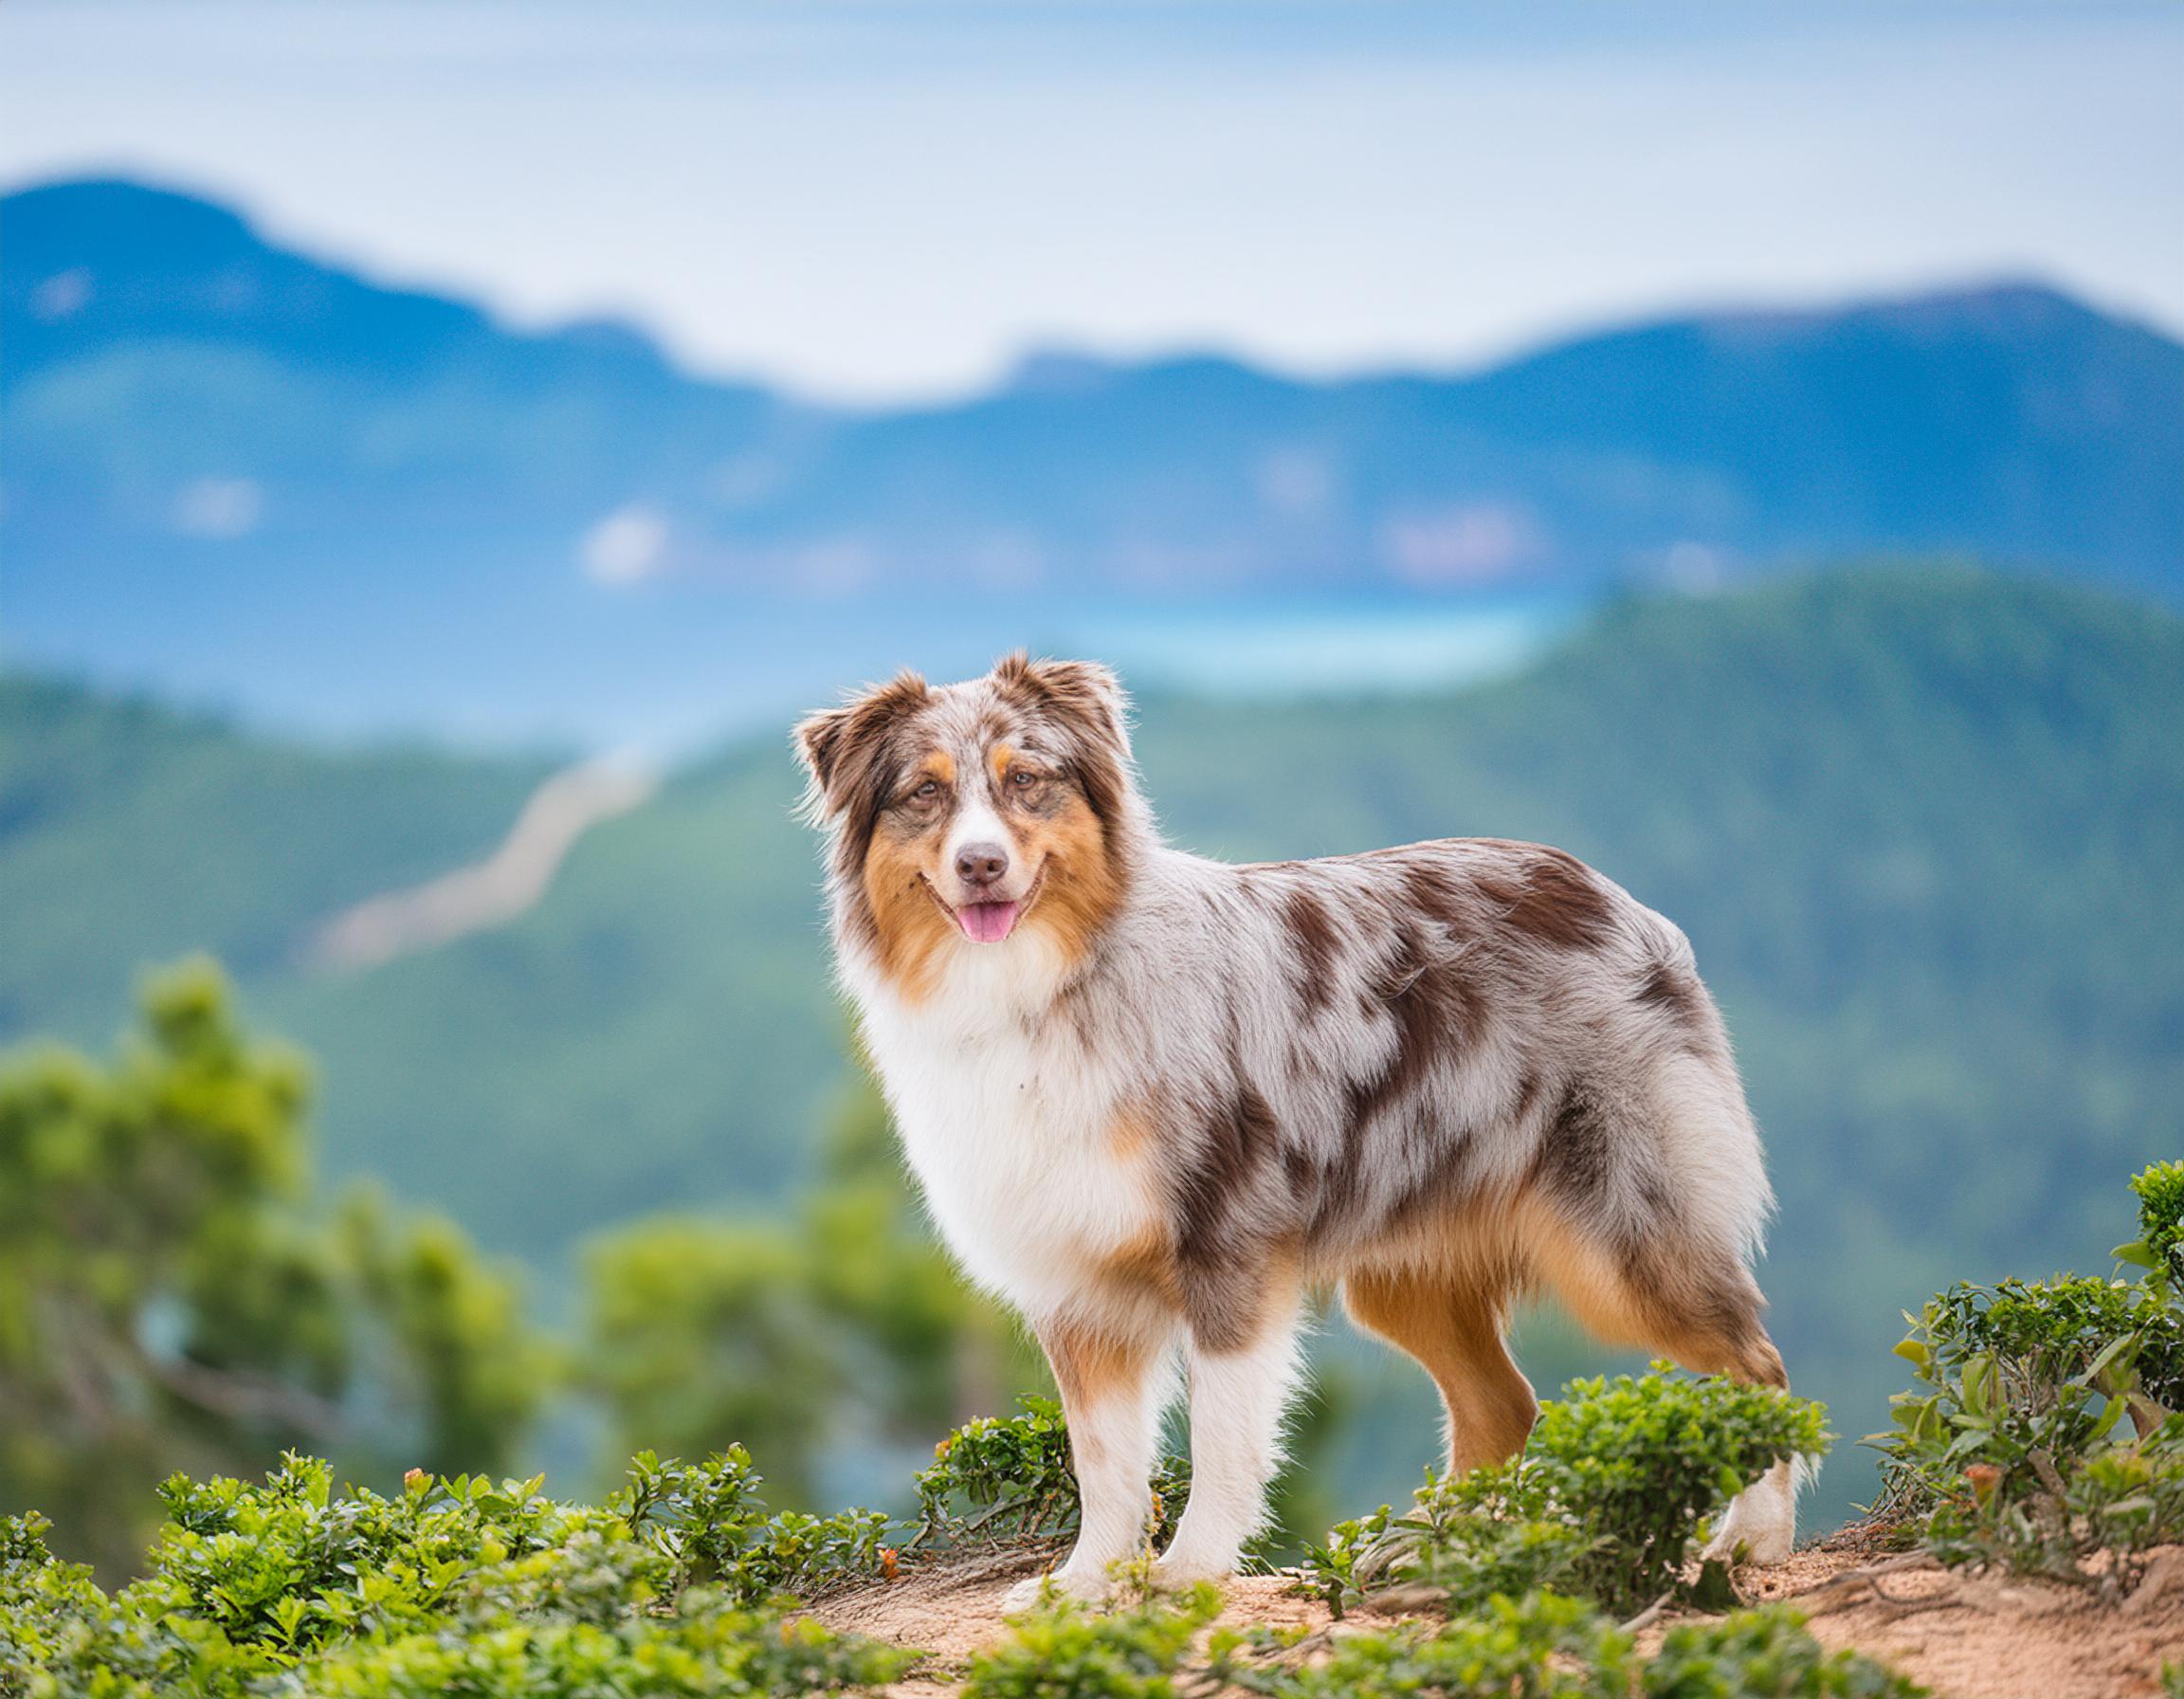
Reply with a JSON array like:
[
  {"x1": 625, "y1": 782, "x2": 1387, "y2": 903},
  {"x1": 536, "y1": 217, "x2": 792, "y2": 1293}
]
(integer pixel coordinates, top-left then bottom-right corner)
[{"x1": 794, "y1": 653, "x2": 1795, "y2": 1604}]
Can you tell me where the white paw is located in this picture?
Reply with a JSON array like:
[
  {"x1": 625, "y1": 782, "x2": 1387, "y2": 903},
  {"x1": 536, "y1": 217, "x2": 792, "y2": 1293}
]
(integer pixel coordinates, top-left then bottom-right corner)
[
  {"x1": 1150, "y1": 1551, "x2": 1236, "y2": 1592},
  {"x1": 1001, "y1": 1569, "x2": 1110, "y2": 1613},
  {"x1": 1705, "y1": 1489, "x2": 1794, "y2": 1565}
]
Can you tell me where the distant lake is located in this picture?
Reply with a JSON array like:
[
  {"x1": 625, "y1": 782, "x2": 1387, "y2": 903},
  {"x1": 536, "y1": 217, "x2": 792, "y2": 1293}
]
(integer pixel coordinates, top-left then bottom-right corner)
[
  {"x1": 1072, "y1": 591, "x2": 1588, "y2": 698},
  {"x1": 9, "y1": 581, "x2": 1593, "y2": 757},
  {"x1": 529, "y1": 587, "x2": 1596, "y2": 755}
]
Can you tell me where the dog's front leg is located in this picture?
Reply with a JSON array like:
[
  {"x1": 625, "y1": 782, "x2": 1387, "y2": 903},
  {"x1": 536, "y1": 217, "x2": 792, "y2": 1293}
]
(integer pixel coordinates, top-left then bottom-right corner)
[
  {"x1": 1006, "y1": 1315, "x2": 1174, "y2": 1609},
  {"x1": 1154, "y1": 1304, "x2": 1304, "y2": 1586}
]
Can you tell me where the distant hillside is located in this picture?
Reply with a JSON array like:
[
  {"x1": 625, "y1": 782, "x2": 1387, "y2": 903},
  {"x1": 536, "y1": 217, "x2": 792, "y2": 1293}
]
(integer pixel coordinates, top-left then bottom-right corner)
[
  {"x1": 6, "y1": 178, "x2": 2180, "y2": 742},
  {"x1": 0, "y1": 675, "x2": 552, "y2": 1040}
]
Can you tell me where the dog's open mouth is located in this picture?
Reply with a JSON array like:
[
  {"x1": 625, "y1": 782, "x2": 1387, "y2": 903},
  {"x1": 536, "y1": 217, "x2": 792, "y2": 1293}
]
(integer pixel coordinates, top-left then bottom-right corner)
[
  {"x1": 956, "y1": 900, "x2": 1019, "y2": 944},
  {"x1": 948, "y1": 868, "x2": 1045, "y2": 945}
]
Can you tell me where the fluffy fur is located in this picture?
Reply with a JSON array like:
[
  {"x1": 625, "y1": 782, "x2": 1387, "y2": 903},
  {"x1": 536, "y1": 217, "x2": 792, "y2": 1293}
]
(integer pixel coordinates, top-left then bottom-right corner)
[{"x1": 795, "y1": 654, "x2": 1795, "y2": 1602}]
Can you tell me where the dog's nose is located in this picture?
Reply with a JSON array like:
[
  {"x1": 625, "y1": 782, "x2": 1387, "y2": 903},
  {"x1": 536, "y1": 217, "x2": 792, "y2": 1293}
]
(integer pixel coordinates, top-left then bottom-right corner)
[{"x1": 955, "y1": 842, "x2": 1010, "y2": 889}]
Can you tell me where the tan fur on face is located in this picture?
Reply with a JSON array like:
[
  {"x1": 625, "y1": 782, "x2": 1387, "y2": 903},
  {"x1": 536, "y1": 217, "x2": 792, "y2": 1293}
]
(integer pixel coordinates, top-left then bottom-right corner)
[
  {"x1": 1016, "y1": 789, "x2": 1122, "y2": 967},
  {"x1": 859, "y1": 738, "x2": 1124, "y2": 996},
  {"x1": 861, "y1": 807, "x2": 956, "y2": 1005}
]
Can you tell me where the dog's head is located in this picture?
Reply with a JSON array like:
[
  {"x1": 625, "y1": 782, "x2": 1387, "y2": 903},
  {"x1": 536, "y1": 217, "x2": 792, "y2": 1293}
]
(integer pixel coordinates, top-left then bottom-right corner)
[{"x1": 793, "y1": 653, "x2": 1137, "y2": 995}]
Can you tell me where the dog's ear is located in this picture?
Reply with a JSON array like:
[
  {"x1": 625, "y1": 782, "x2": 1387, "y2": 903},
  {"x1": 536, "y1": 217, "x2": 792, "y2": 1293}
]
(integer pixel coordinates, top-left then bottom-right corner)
[
  {"x1": 792, "y1": 669, "x2": 930, "y2": 825},
  {"x1": 992, "y1": 654, "x2": 1135, "y2": 828},
  {"x1": 992, "y1": 653, "x2": 1133, "y2": 763}
]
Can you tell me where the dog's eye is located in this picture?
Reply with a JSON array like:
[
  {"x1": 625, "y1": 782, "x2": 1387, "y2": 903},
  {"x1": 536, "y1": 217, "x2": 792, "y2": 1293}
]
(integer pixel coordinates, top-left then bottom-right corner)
[
  {"x1": 910, "y1": 778, "x2": 941, "y2": 802},
  {"x1": 1009, "y1": 769, "x2": 1040, "y2": 790}
]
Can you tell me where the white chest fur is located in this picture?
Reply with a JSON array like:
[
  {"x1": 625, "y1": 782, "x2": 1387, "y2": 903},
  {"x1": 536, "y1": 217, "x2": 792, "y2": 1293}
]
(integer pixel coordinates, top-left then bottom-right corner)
[{"x1": 848, "y1": 943, "x2": 1157, "y2": 1319}]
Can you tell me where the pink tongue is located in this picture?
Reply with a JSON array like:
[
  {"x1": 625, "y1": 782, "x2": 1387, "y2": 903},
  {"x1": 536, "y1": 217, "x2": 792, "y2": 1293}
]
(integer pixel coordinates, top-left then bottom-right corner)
[{"x1": 958, "y1": 900, "x2": 1020, "y2": 944}]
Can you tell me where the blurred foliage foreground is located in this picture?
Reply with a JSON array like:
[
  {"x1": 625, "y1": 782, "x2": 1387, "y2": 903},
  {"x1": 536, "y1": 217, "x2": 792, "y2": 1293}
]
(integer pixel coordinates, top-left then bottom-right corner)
[
  {"x1": 0, "y1": 963, "x2": 1080, "y2": 1579},
  {"x1": 1, "y1": 962, "x2": 539, "y2": 1578},
  {"x1": 3, "y1": 967, "x2": 2181, "y2": 1694}
]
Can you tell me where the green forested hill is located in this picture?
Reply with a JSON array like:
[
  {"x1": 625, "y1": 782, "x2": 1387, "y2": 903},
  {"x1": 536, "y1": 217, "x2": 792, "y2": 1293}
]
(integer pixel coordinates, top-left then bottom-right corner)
[
  {"x1": 0, "y1": 677, "x2": 553, "y2": 1040},
  {"x1": 4, "y1": 569, "x2": 2179, "y2": 1523}
]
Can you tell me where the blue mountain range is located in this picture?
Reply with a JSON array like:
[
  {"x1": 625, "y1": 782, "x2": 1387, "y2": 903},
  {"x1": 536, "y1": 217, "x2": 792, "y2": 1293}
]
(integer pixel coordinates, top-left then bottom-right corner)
[{"x1": 6, "y1": 177, "x2": 2180, "y2": 742}]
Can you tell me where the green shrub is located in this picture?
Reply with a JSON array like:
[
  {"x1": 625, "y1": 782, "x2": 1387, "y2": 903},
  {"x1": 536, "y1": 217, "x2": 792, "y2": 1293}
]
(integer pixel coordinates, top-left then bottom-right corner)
[
  {"x1": 1876, "y1": 1162, "x2": 2184, "y2": 1596},
  {"x1": 2122, "y1": 1160, "x2": 2184, "y2": 1293},
  {"x1": 962, "y1": 1579, "x2": 1222, "y2": 1699},
  {"x1": 1302, "y1": 1466, "x2": 1596, "y2": 1619},
  {"x1": 615, "y1": 1447, "x2": 890, "y2": 1605},
  {"x1": 1304, "y1": 1367, "x2": 1829, "y2": 1618},
  {"x1": 975, "y1": 1589, "x2": 1921, "y2": 1699},
  {"x1": 1535, "y1": 1368, "x2": 1827, "y2": 1614},
  {"x1": 0, "y1": 1455, "x2": 909, "y2": 1699},
  {"x1": 1248, "y1": 1591, "x2": 1622, "y2": 1699},
  {"x1": 915, "y1": 1397, "x2": 1189, "y2": 1553},
  {"x1": 1915, "y1": 1415, "x2": 2184, "y2": 1597},
  {"x1": 1642, "y1": 1606, "x2": 1926, "y2": 1698}
]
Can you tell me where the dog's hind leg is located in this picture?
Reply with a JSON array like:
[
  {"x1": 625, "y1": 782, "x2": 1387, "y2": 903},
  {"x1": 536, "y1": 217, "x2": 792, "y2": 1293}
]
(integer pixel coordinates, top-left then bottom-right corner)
[
  {"x1": 1530, "y1": 1207, "x2": 1800, "y2": 1562},
  {"x1": 1343, "y1": 1267, "x2": 1539, "y2": 1475}
]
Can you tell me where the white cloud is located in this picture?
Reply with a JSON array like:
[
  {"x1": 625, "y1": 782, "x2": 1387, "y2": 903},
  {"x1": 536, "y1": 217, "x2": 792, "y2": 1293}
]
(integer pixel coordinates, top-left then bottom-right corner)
[
  {"x1": 5, "y1": 4, "x2": 2179, "y2": 401},
  {"x1": 580, "y1": 503, "x2": 668, "y2": 585},
  {"x1": 1382, "y1": 502, "x2": 1542, "y2": 588},
  {"x1": 27, "y1": 266, "x2": 92, "y2": 321},
  {"x1": 172, "y1": 476, "x2": 261, "y2": 539}
]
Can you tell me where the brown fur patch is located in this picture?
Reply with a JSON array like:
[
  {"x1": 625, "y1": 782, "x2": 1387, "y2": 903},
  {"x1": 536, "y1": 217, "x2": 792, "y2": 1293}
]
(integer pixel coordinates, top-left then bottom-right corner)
[
  {"x1": 1344, "y1": 1266, "x2": 1538, "y2": 1471},
  {"x1": 1340, "y1": 923, "x2": 1479, "y2": 1152},
  {"x1": 1282, "y1": 886, "x2": 1340, "y2": 1016},
  {"x1": 1036, "y1": 1316, "x2": 1154, "y2": 1413},
  {"x1": 1636, "y1": 959, "x2": 1700, "y2": 1019},
  {"x1": 1507, "y1": 1192, "x2": 1781, "y2": 1385},
  {"x1": 1106, "y1": 1107, "x2": 1156, "y2": 1165},
  {"x1": 793, "y1": 669, "x2": 932, "y2": 840},
  {"x1": 1018, "y1": 789, "x2": 1124, "y2": 966},
  {"x1": 990, "y1": 653, "x2": 1133, "y2": 835},
  {"x1": 1398, "y1": 859, "x2": 1470, "y2": 930},
  {"x1": 861, "y1": 818, "x2": 957, "y2": 1004},
  {"x1": 1479, "y1": 847, "x2": 1617, "y2": 951},
  {"x1": 1534, "y1": 1080, "x2": 1614, "y2": 1204},
  {"x1": 1168, "y1": 1087, "x2": 1295, "y2": 1352},
  {"x1": 1097, "y1": 1223, "x2": 1185, "y2": 1312},
  {"x1": 1174, "y1": 1088, "x2": 1278, "y2": 1260}
]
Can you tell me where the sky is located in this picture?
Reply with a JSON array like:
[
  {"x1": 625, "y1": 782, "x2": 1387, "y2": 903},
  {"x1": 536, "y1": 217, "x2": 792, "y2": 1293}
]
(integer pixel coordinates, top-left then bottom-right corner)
[{"x1": 5, "y1": 0, "x2": 2182, "y2": 402}]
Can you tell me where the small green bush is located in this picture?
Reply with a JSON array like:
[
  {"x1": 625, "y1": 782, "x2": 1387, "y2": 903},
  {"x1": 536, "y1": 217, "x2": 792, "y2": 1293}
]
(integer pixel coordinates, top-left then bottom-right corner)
[
  {"x1": 1304, "y1": 1366, "x2": 1828, "y2": 1618},
  {"x1": 1642, "y1": 1606, "x2": 1926, "y2": 1698},
  {"x1": 1249, "y1": 1591, "x2": 1620, "y2": 1699},
  {"x1": 962, "y1": 1579, "x2": 1222, "y2": 1699},
  {"x1": 2122, "y1": 1160, "x2": 2184, "y2": 1292},
  {"x1": 0, "y1": 1455, "x2": 909, "y2": 1699},
  {"x1": 1876, "y1": 1162, "x2": 2184, "y2": 1597},
  {"x1": 915, "y1": 1396, "x2": 1189, "y2": 1553},
  {"x1": 616, "y1": 1447, "x2": 890, "y2": 1604},
  {"x1": 977, "y1": 1589, "x2": 1921, "y2": 1699},
  {"x1": 1302, "y1": 1465, "x2": 1597, "y2": 1619},
  {"x1": 1535, "y1": 1367, "x2": 1827, "y2": 1613}
]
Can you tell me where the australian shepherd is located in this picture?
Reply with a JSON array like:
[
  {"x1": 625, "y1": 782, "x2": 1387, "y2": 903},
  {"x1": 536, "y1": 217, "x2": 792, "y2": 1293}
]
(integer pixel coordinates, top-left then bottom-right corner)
[{"x1": 795, "y1": 653, "x2": 1794, "y2": 1603}]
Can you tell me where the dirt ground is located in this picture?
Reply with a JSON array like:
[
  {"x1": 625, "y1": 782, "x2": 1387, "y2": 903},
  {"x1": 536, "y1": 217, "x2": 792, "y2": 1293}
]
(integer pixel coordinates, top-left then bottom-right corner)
[{"x1": 810, "y1": 1529, "x2": 2184, "y2": 1698}]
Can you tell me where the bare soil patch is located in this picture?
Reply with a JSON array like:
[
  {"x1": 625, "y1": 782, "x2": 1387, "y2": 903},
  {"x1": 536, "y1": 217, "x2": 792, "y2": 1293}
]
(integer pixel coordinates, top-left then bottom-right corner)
[{"x1": 809, "y1": 1531, "x2": 2184, "y2": 1697}]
